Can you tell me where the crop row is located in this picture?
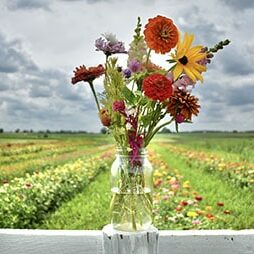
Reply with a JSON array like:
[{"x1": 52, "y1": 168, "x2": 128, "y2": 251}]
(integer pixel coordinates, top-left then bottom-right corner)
[
  {"x1": 0, "y1": 151, "x2": 113, "y2": 228},
  {"x1": 150, "y1": 152, "x2": 232, "y2": 229},
  {"x1": 162, "y1": 144, "x2": 254, "y2": 189},
  {"x1": 0, "y1": 144, "x2": 114, "y2": 182}
]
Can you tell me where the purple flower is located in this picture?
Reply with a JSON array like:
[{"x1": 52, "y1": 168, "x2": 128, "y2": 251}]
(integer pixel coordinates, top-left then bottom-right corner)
[
  {"x1": 112, "y1": 100, "x2": 125, "y2": 113},
  {"x1": 123, "y1": 69, "x2": 132, "y2": 78},
  {"x1": 95, "y1": 33, "x2": 127, "y2": 56},
  {"x1": 128, "y1": 59, "x2": 142, "y2": 73}
]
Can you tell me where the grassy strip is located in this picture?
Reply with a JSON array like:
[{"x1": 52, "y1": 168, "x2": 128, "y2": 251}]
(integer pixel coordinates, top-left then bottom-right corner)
[
  {"x1": 154, "y1": 144, "x2": 254, "y2": 229},
  {"x1": 40, "y1": 169, "x2": 110, "y2": 230}
]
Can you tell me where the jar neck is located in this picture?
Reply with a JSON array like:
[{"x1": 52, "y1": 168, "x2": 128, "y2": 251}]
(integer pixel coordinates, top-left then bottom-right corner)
[{"x1": 116, "y1": 147, "x2": 147, "y2": 158}]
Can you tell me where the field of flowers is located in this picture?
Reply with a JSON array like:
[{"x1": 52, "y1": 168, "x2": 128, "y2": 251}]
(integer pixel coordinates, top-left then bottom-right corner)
[{"x1": 0, "y1": 132, "x2": 254, "y2": 229}]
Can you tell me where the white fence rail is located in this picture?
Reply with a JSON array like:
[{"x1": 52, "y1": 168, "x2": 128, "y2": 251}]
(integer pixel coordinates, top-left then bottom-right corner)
[{"x1": 1, "y1": 229, "x2": 254, "y2": 254}]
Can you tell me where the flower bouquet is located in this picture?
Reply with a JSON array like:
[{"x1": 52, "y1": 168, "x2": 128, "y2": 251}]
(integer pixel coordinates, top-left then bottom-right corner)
[{"x1": 71, "y1": 15, "x2": 229, "y2": 231}]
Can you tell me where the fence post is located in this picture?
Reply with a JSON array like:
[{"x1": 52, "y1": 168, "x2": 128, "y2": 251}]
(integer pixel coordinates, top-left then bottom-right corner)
[{"x1": 102, "y1": 224, "x2": 159, "y2": 254}]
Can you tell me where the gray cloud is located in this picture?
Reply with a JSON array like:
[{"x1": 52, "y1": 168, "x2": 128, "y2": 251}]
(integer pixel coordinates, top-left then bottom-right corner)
[
  {"x1": 219, "y1": 46, "x2": 254, "y2": 76},
  {"x1": 221, "y1": 0, "x2": 254, "y2": 11},
  {"x1": 5, "y1": 0, "x2": 51, "y2": 11},
  {"x1": 178, "y1": 5, "x2": 225, "y2": 45},
  {"x1": 227, "y1": 85, "x2": 254, "y2": 106},
  {"x1": 0, "y1": 34, "x2": 38, "y2": 74},
  {"x1": 60, "y1": 0, "x2": 110, "y2": 3}
]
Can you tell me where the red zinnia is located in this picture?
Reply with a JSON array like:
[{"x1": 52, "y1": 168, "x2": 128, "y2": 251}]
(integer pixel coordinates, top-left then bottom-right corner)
[
  {"x1": 144, "y1": 15, "x2": 178, "y2": 54},
  {"x1": 71, "y1": 64, "x2": 105, "y2": 84},
  {"x1": 142, "y1": 73, "x2": 173, "y2": 102}
]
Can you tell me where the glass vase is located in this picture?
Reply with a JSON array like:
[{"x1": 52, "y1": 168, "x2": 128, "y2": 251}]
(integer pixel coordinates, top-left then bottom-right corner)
[{"x1": 110, "y1": 148, "x2": 153, "y2": 232}]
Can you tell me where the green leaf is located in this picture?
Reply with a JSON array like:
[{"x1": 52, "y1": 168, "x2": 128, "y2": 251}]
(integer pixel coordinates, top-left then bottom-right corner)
[{"x1": 122, "y1": 86, "x2": 136, "y2": 104}]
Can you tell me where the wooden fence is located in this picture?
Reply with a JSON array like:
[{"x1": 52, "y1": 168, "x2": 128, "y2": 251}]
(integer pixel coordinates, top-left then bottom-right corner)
[{"x1": 1, "y1": 229, "x2": 254, "y2": 254}]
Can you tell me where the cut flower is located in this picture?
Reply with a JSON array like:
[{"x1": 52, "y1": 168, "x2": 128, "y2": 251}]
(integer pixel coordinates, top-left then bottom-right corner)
[
  {"x1": 144, "y1": 15, "x2": 178, "y2": 54},
  {"x1": 71, "y1": 64, "x2": 105, "y2": 84},
  {"x1": 95, "y1": 33, "x2": 127, "y2": 56},
  {"x1": 142, "y1": 73, "x2": 173, "y2": 102},
  {"x1": 167, "y1": 90, "x2": 200, "y2": 120},
  {"x1": 171, "y1": 32, "x2": 207, "y2": 82}
]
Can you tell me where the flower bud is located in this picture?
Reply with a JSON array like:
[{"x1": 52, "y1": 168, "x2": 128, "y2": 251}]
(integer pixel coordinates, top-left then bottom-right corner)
[{"x1": 99, "y1": 108, "x2": 111, "y2": 127}]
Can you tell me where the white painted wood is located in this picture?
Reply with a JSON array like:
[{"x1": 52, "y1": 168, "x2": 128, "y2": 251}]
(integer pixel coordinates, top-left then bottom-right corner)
[
  {"x1": 102, "y1": 224, "x2": 159, "y2": 254},
  {"x1": 0, "y1": 229, "x2": 254, "y2": 254}
]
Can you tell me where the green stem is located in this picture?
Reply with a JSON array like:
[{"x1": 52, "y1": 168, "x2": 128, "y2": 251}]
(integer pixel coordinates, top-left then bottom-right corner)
[
  {"x1": 145, "y1": 117, "x2": 174, "y2": 147},
  {"x1": 88, "y1": 81, "x2": 100, "y2": 112},
  {"x1": 146, "y1": 49, "x2": 151, "y2": 65}
]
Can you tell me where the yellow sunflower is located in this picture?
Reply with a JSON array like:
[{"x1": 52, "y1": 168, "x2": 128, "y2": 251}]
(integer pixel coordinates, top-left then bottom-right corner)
[{"x1": 171, "y1": 32, "x2": 207, "y2": 82}]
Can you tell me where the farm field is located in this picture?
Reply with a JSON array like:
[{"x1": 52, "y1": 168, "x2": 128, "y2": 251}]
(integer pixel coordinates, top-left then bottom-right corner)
[{"x1": 0, "y1": 132, "x2": 254, "y2": 230}]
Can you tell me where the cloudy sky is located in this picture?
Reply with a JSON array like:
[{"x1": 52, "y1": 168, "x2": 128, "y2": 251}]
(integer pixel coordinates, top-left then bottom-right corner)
[{"x1": 0, "y1": 0, "x2": 254, "y2": 132}]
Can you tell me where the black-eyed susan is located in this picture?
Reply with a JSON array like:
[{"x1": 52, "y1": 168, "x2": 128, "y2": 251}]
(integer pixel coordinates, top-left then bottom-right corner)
[{"x1": 171, "y1": 32, "x2": 207, "y2": 82}]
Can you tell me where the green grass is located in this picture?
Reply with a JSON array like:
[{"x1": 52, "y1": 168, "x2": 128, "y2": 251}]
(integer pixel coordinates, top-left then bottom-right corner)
[
  {"x1": 40, "y1": 169, "x2": 110, "y2": 230},
  {"x1": 153, "y1": 143, "x2": 254, "y2": 229}
]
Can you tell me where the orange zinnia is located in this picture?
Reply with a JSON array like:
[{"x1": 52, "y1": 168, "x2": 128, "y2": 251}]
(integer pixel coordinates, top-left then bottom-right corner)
[
  {"x1": 144, "y1": 15, "x2": 178, "y2": 54},
  {"x1": 71, "y1": 64, "x2": 105, "y2": 84}
]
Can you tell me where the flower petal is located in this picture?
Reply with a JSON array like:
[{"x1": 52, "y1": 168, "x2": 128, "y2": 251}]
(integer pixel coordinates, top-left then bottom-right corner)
[{"x1": 173, "y1": 64, "x2": 184, "y2": 81}]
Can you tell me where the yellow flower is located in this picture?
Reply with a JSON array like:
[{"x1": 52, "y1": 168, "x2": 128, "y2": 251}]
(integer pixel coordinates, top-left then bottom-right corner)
[
  {"x1": 187, "y1": 211, "x2": 198, "y2": 218},
  {"x1": 183, "y1": 180, "x2": 190, "y2": 188},
  {"x1": 171, "y1": 32, "x2": 207, "y2": 82},
  {"x1": 205, "y1": 206, "x2": 212, "y2": 211}
]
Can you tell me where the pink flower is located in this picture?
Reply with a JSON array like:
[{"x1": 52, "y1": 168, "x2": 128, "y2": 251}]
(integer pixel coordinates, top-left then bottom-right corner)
[
  {"x1": 163, "y1": 195, "x2": 170, "y2": 201},
  {"x1": 192, "y1": 219, "x2": 201, "y2": 225},
  {"x1": 166, "y1": 72, "x2": 174, "y2": 83},
  {"x1": 171, "y1": 183, "x2": 180, "y2": 191},
  {"x1": 173, "y1": 74, "x2": 196, "y2": 92},
  {"x1": 176, "y1": 114, "x2": 185, "y2": 123},
  {"x1": 112, "y1": 100, "x2": 125, "y2": 113}
]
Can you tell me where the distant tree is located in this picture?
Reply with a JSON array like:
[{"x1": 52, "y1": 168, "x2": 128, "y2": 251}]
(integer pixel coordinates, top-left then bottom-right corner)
[
  {"x1": 15, "y1": 129, "x2": 20, "y2": 133},
  {"x1": 46, "y1": 129, "x2": 51, "y2": 134},
  {"x1": 30, "y1": 129, "x2": 33, "y2": 133},
  {"x1": 160, "y1": 127, "x2": 171, "y2": 134},
  {"x1": 100, "y1": 127, "x2": 108, "y2": 134},
  {"x1": 0, "y1": 128, "x2": 3, "y2": 133},
  {"x1": 233, "y1": 130, "x2": 238, "y2": 133}
]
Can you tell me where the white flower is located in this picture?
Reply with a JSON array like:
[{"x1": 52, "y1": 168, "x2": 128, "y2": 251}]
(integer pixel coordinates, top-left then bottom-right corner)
[{"x1": 102, "y1": 33, "x2": 118, "y2": 44}]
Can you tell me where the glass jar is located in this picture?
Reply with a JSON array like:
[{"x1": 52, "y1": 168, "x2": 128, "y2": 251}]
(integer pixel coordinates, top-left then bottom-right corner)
[{"x1": 110, "y1": 148, "x2": 153, "y2": 231}]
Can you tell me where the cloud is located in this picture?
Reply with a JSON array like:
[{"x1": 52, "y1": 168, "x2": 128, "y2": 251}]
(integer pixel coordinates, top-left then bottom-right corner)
[
  {"x1": 60, "y1": 0, "x2": 110, "y2": 3},
  {"x1": 5, "y1": 0, "x2": 51, "y2": 11},
  {"x1": 0, "y1": 33, "x2": 38, "y2": 74},
  {"x1": 221, "y1": 0, "x2": 254, "y2": 11},
  {"x1": 219, "y1": 46, "x2": 254, "y2": 76},
  {"x1": 178, "y1": 6, "x2": 225, "y2": 44}
]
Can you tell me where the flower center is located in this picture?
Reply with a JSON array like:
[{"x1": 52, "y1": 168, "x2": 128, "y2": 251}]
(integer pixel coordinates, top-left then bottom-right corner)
[
  {"x1": 160, "y1": 25, "x2": 170, "y2": 39},
  {"x1": 178, "y1": 56, "x2": 188, "y2": 65}
]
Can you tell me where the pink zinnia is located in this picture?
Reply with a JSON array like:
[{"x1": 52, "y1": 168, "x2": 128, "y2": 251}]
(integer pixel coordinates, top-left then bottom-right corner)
[
  {"x1": 112, "y1": 100, "x2": 125, "y2": 113},
  {"x1": 176, "y1": 114, "x2": 185, "y2": 124}
]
